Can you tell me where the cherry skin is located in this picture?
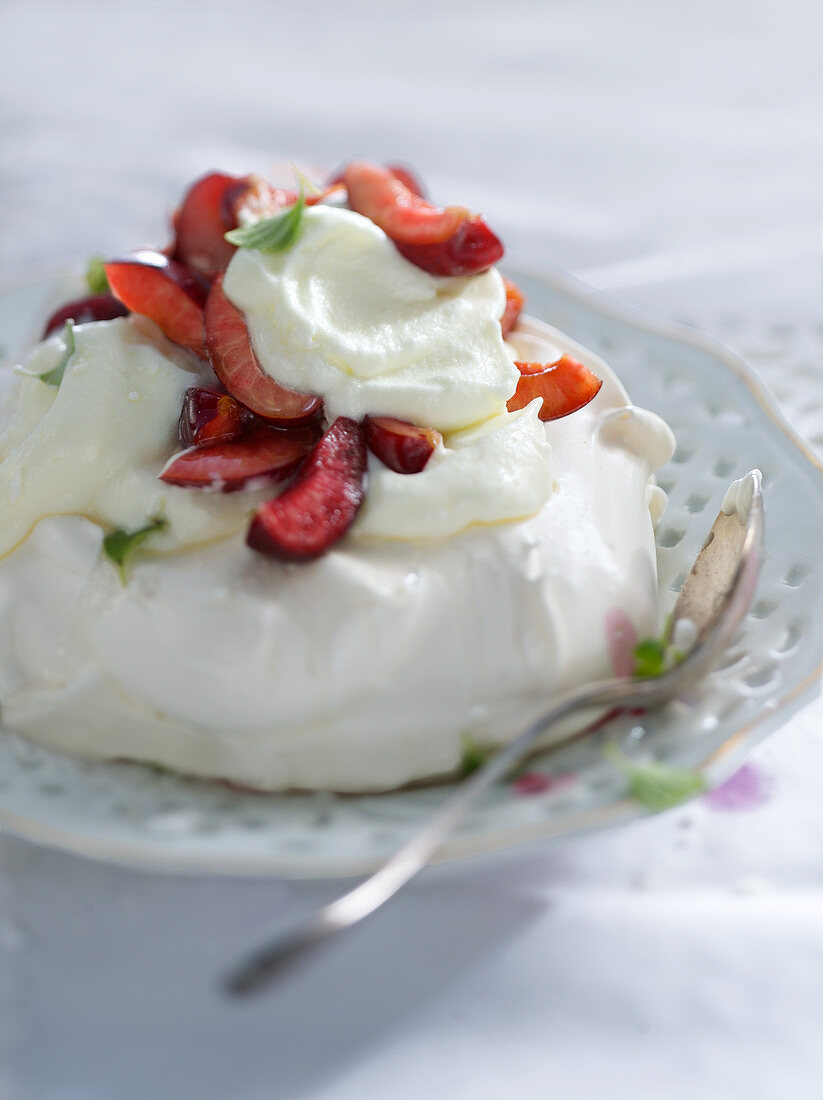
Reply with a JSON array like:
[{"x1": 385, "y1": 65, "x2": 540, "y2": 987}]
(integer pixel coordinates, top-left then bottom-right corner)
[
  {"x1": 363, "y1": 415, "x2": 442, "y2": 474},
  {"x1": 344, "y1": 161, "x2": 468, "y2": 245},
  {"x1": 160, "y1": 428, "x2": 317, "y2": 492},
  {"x1": 499, "y1": 276, "x2": 525, "y2": 337},
  {"x1": 178, "y1": 386, "x2": 256, "y2": 448},
  {"x1": 42, "y1": 293, "x2": 128, "y2": 338},
  {"x1": 247, "y1": 417, "x2": 367, "y2": 561},
  {"x1": 204, "y1": 275, "x2": 323, "y2": 425}
]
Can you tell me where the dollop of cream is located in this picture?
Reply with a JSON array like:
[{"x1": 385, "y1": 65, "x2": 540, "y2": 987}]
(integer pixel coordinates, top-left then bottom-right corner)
[
  {"x1": 355, "y1": 402, "x2": 553, "y2": 539},
  {"x1": 223, "y1": 205, "x2": 519, "y2": 432},
  {"x1": 721, "y1": 469, "x2": 761, "y2": 521}
]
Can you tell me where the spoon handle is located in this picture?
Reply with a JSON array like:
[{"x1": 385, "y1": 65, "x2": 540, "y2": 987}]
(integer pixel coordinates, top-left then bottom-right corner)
[{"x1": 223, "y1": 681, "x2": 626, "y2": 995}]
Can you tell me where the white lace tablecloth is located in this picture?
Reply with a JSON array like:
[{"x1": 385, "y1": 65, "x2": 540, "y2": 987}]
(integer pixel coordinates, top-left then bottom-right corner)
[{"x1": 1, "y1": 1, "x2": 823, "y2": 1097}]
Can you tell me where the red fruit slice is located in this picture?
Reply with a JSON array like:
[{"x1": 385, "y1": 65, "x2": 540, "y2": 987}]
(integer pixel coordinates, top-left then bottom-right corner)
[
  {"x1": 363, "y1": 415, "x2": 442, "y2": 474},
  {"x1": 507, "y1": 356, "x2": 603, "y2": 421},
  {"x1": 221, "y1": 174, "x2": 296, "y2": 228},
  {"x1": 160, "y1": 429, "x2": 316, "y2": 492},
  {"x1": 42, "y1": 293, "x2": 128, "y2": 338},
  {"x1": 385, "y1": 163, "x2": 426, "y2": 198},
  {"x1": 500, "y1": 276, "x2": 525, "y2": 337},
  {"x1": 326, "y1": 162, "x2": 424, "y2": 196},
  {"x1": 205, "y1": 275, "x2": 323, "y2": 425},
  {"x1": 395, "y1": 215, "x2": 504, "y2": 276},
  {"x1": 105, "y1": 251, "x2": 210, "y2": 357},
  {"x1": 178, "y1": 386, "x2": 256, "y2": 448},
  {"x1": 247, "y1": 417, "x2": 367, "y2": 560},
  {"x1": 304, "y1": 181, "x2": 346, "y2": 206},
  {"x1": 344, "y1": 160, "x2": 468, "y2": 245},
  {"x1": 173, "y1": 171, "x2": 243, "y2": 273}
]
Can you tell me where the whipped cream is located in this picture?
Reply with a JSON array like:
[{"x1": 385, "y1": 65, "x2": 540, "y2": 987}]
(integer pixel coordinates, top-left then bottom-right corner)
[
  {"x1": 0, "y1": 318, "x2": 265, "y2": 558},
  {"x1": 223, "y1": 205, "x2": 519, "y2": 431},
  {"x1": 0, "y1": 317, "x2": 675, "y2": 791}
]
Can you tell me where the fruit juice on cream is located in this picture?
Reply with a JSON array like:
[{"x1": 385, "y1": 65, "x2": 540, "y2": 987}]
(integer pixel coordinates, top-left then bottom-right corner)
[{"x1": 0, "y1": 163, "x2": 675, "y2": 791}]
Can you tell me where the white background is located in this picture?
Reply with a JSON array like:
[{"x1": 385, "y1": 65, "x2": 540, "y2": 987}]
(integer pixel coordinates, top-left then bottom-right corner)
[{"x1": 1, "y1": 1, "x2": 823, "y2": 1097}]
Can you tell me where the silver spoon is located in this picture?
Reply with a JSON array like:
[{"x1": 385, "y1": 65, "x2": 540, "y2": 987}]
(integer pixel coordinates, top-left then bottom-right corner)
[{"x1": 224, "y1": 470, "x2": 764, "y2": 996}]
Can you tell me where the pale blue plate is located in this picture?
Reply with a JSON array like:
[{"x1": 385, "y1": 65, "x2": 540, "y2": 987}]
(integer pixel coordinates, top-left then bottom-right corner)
[{"x1": 0, "y1": 266, "x2": 821, "y2": 877}]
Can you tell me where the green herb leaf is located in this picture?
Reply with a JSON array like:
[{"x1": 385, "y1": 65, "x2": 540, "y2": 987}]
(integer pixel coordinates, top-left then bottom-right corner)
[
  {"x1": 224, "y1": 187, "x2": 305, "y2": 252},
  {"x1": 103, "y1": 516, "x2": 168, "y2": 583},
  {"x1": 37, "y1": 320, "x2": 75, "y2": 388},
  {"x1": 459, "y1": 733, "x2": 494, "y2": 777},
  {"x1": 85, "y1": 255, "x2": 109, "y2": 294},
  {"x1": 607, "y1": 745, "x2": 704, "y2": 812},
  {"x1": 633, "y1": 637, "x2": 667, "y2": 678}
]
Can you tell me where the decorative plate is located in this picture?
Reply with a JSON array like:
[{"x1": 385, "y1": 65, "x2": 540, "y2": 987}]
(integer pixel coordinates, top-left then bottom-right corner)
[{"x1": 0, "y1": 265, "x2": 821, "y2": 878}]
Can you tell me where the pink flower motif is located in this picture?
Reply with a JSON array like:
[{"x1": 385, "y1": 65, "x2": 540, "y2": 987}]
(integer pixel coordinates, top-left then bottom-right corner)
[
  {"x1": 514, "y1": 771, "x2": 576, "y2": 796},
  {"x1": 703, "y1": 762, "x2": 774, "y2": 812},
  {"x1": 604, "y1": 607, "x2": 638, "y2": 678}
]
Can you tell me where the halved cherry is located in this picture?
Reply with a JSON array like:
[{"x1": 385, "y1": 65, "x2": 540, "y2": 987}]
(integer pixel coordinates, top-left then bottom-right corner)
[
  {"x1": 507, "y1": 356, "x2": 603, "y2": 421},
  {"x1": 500, "y1": 276, "x2": 525, "y2": 337},
  {"x1": 395, "y1": 215, "x2": 504, "y2": 276},
  {"x1": 385, "y1": 163, "x2": 426, "y2": 198},
  {"x1": 160, "y1": 428, "x2": 317, "y2": 492},
  {"x1": 363, "y1": 415, "x2": 442, "y2": 474},
  {"x1": 204, "y1": 275, "x2": 323, "y2": 425},
  {"x1": 42, "y1": 293, "x2": 128, "y2": 338},
  {"x1": 105, "y1": 252, "x2": 210, "y2": 358},
  {"x1": 326, "y1": 162, "x2": 425, "y2": 197},
  {"x1": 247, "y1": 417, "x2": 367, "y2": 561},
  {"x1": 221, "y1": 174, "x2": 296, "y2": 230},
  {"x1": 178, "y1": 386, "x2": 256, "y2": 448},
  {"x1": 172, "y1": 171, "x2": 244, "y2": 272},
  {"x1": 344, "y1": 160, "x2": 469, "y2": 245}
]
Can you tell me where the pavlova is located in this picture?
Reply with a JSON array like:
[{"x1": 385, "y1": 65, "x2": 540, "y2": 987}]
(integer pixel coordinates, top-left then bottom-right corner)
[{"x1": 0, "y1": 161, "x2": 674, "y2": 791}]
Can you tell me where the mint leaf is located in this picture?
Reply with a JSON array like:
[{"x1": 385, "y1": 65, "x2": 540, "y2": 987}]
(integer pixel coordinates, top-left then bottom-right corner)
[
  {"x1": 85, "y1": 255, "x2": 109, "y2": 294},
  {"x1": 633, "y1": 638, "x2": 667, "y2": 678},
  {"x1": 225, "y1": 188, "x2": 305, "y2": 252},
  {"x1": 607, "y1": 746, "x2": 704, "y2": 811},
  {"x1": 103, "y1": 516, "x2": 167, "y2": 582},
  {"x1": 460, "y1": 733, "x2": 493, "y2": 777},
  {"x1": 37, "y1": 320, "x2": 75, "y2": 389}
]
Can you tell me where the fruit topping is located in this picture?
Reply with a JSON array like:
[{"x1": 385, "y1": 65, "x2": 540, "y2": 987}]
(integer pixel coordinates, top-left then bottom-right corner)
[
  {"x1": 385, "y1": 163, "x2": 426, "y2": 198},
  {"x1": 247, "y1": 417, "x2": 367, "y2": 560},
  {"x1": 105, "y1": 251, "x2": 210, "y2": 357},
  {"x1": 344, "y1": 160, "x2": 469, "y2": 245},
  {"x1": 395, "y1": 215, "x2": 504, "y2": 276},
  {"x1": 42, "y1": 294, "x2": 128, "y2": 338},
  {"x1": 204, "y1": 275, "x2": 323, "y2": 425},
  {"x1": 172, "y1": 171, "x2": 244, "y2": 273},
  {"x1": 507, "y1": 356, "x2": 603, "y2": 420},
  {"x1": 178, "y1": 386, "x2": 256, "y2": 448},
  {"x1": 221, "y1": 173, "x2": 295, "y2": 230},
  {"x1": 363, "y1": 415, "x2": 442, "y2": 474},
  {"x1": 160, "y1": 428, "x2": 316, "y2": 492},
  {"x1": 500, "y1": 276, "x2": 525, "y2": 336}
]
